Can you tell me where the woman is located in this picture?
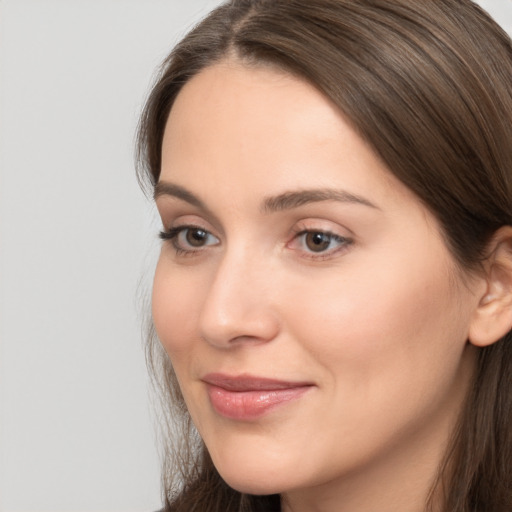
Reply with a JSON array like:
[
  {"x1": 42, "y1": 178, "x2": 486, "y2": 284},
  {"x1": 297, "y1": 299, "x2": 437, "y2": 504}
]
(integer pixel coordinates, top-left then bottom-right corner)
[{"x1": 137, "y1": 1, "x2": 512, "y2": 511}]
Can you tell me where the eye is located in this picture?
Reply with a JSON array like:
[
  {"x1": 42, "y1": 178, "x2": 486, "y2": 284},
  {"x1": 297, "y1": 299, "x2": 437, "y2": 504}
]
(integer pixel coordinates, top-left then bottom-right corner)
[
  {"x1": 159, "y1": 225, "x2": 220, "y2": 254},
  {"x1": 289, "y1": 229, "x2": 352, "y2": 258},
  {"x1": 181, "y1": 227, "x2": 210, "y2": 247},
  {"x1": 303, "y1": 232, "x2": 335, "y2": 252}
]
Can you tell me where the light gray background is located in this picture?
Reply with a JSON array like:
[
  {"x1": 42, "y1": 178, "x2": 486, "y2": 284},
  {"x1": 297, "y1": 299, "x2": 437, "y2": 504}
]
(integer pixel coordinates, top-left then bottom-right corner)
[{"x1": 0, "y1": 1, "x2": 510, "y2": 511}]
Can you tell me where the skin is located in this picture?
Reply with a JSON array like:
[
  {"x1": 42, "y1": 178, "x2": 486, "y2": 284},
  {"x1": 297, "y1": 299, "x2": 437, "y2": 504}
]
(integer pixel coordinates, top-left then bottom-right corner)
[{"x1": 152, "y1": 60, "x2": 487, "y2": 512}]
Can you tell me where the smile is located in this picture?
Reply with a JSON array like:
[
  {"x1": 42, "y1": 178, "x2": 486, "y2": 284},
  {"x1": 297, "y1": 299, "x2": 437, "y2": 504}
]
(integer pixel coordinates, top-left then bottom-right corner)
[{"x1": 202, "y1": 373, "x2": 314, "y2": 421}]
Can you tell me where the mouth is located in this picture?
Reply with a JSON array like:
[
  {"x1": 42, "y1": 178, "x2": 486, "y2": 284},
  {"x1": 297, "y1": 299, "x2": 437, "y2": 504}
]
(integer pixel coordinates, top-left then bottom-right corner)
[{"x1": 201, "y1": 373, "x2": 314, "y2": 421}]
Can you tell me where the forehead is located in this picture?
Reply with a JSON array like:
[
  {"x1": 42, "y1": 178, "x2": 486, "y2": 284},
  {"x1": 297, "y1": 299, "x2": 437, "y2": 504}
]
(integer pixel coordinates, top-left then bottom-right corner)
[
  {"x1": 164, "y1": 60, "x2": 343, "y2": 156},
  {"x1": 162, "y1": 60, "x2": 400, "y2": 198}
]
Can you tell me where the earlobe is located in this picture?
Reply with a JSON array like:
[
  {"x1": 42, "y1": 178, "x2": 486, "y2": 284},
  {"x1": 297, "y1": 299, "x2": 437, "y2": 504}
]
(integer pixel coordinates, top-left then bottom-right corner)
[{"x1": 469, "y1": 226, "x2": 512, "y2": 347}]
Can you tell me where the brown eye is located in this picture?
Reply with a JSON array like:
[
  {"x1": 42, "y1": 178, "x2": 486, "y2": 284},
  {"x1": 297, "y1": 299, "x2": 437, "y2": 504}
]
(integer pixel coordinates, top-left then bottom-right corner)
[
  {"x1": 288, "y1": 229, "x2": 352, "y2": 258},
  {"x1": 304, "y1": 232, "x2": 333, "y2": 252},
  {"x1": 159, "y1": 225, "x2": 220, "y2": 254},
  {"x1": 185, "y1": 228, "x2": 209, "y2": 247}
]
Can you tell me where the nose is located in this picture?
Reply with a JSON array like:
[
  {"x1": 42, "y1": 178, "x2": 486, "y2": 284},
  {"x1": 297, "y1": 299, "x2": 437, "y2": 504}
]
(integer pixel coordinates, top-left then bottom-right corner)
[{"x1": 198, "y1": 248, "x2": 280, "y2": 348}]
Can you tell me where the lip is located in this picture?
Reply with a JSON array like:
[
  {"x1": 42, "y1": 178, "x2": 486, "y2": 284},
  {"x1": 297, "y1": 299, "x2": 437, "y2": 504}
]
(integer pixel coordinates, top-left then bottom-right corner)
[{"x1": 202, "y1": 373, "x2": 314, "y2": 421}]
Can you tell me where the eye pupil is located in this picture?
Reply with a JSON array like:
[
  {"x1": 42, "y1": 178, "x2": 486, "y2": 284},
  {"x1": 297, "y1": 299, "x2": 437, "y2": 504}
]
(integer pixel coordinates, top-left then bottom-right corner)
[
  {"x1": 305, "y1": 232, "x2": 331, "y2": 252},
  {"x1": 186, "y1": 228, "x2": 208, "y2": 247}
]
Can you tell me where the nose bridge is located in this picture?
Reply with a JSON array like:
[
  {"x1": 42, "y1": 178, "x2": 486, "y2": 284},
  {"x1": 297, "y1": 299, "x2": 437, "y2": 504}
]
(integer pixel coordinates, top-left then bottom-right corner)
[{"x1": 198, "y1": 242, "x2": 279, "y2": 347}]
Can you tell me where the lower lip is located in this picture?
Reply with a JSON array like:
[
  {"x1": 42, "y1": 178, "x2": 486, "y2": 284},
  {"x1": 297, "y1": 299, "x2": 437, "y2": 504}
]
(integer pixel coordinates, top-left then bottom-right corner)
[{"x1": 206, "y1": 384, "x2": 311, "y2": 420}]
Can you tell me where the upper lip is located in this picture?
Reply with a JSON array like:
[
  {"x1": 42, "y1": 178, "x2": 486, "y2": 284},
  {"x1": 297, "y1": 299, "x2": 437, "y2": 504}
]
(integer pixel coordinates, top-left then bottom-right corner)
[{"x1": 201, "y1": 373, "x2": 314, "y2": 392}]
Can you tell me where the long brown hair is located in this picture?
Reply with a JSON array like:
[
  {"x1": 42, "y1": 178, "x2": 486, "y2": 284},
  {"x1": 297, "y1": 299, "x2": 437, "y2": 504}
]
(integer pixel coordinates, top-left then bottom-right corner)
[{"x1": 137, "y1": 1, "x2": 512, "y2": 510}]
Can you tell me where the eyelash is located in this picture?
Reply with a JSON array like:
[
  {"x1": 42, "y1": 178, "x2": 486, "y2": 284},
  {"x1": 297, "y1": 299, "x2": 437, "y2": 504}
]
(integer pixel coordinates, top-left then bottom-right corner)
[{"x1": 159, "y1": 225, "x2": 353, "y2": 260}]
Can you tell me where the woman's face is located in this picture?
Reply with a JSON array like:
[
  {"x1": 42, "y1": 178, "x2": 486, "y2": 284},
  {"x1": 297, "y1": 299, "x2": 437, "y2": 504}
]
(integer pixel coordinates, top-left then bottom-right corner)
[{"x1": 153, "y1": 61, "x2": 482, "y2": 502}]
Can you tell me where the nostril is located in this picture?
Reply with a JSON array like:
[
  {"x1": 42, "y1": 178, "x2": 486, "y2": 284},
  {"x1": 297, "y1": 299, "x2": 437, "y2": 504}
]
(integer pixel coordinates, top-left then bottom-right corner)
[{"x1": 198, "y1": 296, "x2": 281, "y2": 348}]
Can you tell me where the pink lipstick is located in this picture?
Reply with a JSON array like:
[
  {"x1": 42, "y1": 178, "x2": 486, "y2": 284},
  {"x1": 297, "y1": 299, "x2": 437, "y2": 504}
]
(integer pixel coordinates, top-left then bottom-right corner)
[{"x1": 202, "y1": 373, "x2": 313, "y2": 420}]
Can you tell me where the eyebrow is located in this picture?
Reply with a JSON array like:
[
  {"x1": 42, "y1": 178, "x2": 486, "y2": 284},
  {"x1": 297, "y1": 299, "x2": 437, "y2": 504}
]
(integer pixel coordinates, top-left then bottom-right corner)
[
  {"x1": 154, "y1": 181, "x2": 204, "y2": 207},
  {"x1": 262, "y1": 188, "x2": 379, "y2": 213},
  {"x1": 154, "y1": 181, "x2": 379, "y2": 213}
]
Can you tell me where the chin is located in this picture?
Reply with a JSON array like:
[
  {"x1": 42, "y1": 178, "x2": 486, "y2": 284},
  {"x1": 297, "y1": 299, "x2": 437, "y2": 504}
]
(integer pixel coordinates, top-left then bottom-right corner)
[
  {"x1": 211, "y1": 454, "x2": 292, "y2": 495},
  {"x1": 220, "y1": 473, "x2": 285, "y2": 496}
]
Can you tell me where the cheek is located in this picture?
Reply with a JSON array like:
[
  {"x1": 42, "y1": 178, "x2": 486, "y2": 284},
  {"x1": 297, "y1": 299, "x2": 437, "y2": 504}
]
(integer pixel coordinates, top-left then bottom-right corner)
[
  {"x1": 152, "y1": 258, "x2": 202, "y2": 358},
  {"x1": 282, "y1": 250, "x2": 471, "y2": 407}
]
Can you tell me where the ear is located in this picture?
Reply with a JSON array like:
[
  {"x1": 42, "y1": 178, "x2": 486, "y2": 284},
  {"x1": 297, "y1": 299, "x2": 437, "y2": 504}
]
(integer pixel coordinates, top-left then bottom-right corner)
[{"x1": 469, "y1": 226, "x2": 512, "y2": 347}]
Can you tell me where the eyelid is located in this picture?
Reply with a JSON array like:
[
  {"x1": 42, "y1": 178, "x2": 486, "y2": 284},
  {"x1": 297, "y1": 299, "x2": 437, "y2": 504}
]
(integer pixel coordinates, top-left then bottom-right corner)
[
  {"x1": 156, "y1": 204, "x2": 224, "y2": 239},
  {"x1": 290, "y1": 218, "x2": 353, "y2": 239},
  {"x1": 158, "y1": 212, "x2": 217, "y2": 240}
]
